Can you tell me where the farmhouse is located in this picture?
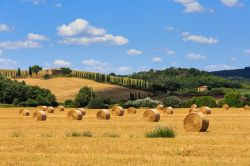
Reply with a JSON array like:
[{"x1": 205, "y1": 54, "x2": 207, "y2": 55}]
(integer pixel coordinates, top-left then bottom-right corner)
[
  {"x1": 45, "y1": 68, "x2": 63, "y2": 75},
  {"x1": 198, "y1": 86, "x2": 208, "y2": 92}
]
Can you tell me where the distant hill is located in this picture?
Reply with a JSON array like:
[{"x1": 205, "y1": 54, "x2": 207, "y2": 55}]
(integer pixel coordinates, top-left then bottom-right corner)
[{"x1": 211, "y1": 67, "x2": 250, "y2": 78}]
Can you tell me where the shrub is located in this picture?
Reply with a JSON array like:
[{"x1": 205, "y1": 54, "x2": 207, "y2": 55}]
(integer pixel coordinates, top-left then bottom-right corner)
[
  {"x1": 191, "y1": 96, "x2": 217, "y2": 108},
  {"x1": 224, "y1": 90, "x2": 243, "y2": 107},
  {"x1": 102, "y1": 132, "x2": 120, "y2": 138},
  {"x1": 18, "y1": 99, "x2": 38, "y2": 107},
  {"x1": 60, "y1": 67, "x2": 72, "y2": 75},
  {"x1": 82, "y1": 130, "x2": 93, "y2": 137},
  {"x1": 125, "y1": 97, "x2": 161, "y2": 108},
  {"x1": 75, "y1": 86, "x2": 95, "y2": 107},
  {"x1": 145, "y1": 126, "x2": 176, "y2": 138},
  {"x1": 179, "y1": 99, "x2": 193, "y2": 108},
  {"x1": 43, "y1": 74, "x2": 50, "y2": 80},
  {"x1": 64, "y1": 100, "x2": 76, "y2": 108},
  {"x1": 65, "y1": 130, "x2": 93, "y2": 137},
  {"x1": 217, "y1": 99, "x2": 225, "y2": 108},
  {"x1": 88, "y1": 97, "x2": 111, "y2": 109},
  {"x1": 163, "y1": 96, "x2": 180, "y2": 107}
]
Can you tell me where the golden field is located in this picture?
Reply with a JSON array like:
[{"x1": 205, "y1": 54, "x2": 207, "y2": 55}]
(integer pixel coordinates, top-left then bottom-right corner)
[
  {"x1": 1, "y1": 108, "x2": 250, "y2": 165},
  {"x1": 17, "y1": 77, "x2": 151, "y2": 102}
]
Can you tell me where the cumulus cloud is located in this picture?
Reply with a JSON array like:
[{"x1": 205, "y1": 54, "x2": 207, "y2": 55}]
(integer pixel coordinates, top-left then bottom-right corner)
[
  {"x1": 244, "y1": 49, "x2": 250, "y2": 55},
  {"x1": 21, "y1": 0, "x2": 46, "y2": 5},
  {"x1": 27, "y1": 33, "x2": 49, "y2": 41},
  {"x1": 55, "y1": 3, "x2": 63, "y2": 8},
  {"x1": 182, "y1": 32, "x2": 218, "y2": 44},
  {"x1": 81, "y1": 59, "x2": 111, "y2": 73},
  {"x1": 57, "y1": 19, "x2": 128, "y2": 46},
  {"x1": 0, "y1": 58, "x2": 17, "y2": 69},
  {"x1": 185, "y1": 53, "x2": 207, "y2": 60},
  {"x1": 54, "y1": 60, "x2": 71, "y2": 67},
  {"x1": 0, "y1": 24, "x2": 12, "y2": 32},
  {"x1": 118, "y1": 66, "x2": 133, "y2": 72},
  {"x1": 127, "y1": 49, "x2": 142, "y2": 55},
  {"x1": 220, "y1": 0, "x2": 243, "y2": 7},
  {"x1": 174, "y1": 0, "x2": 214, "y2": 13},
  {"x1": 152, "y1": 57, "x2": 163, "y2": 62},
  {"x1": 205, "y1": 64, "x2": 237, "y2": 71},
  {"x1": 0, "y1": 40, "x2": 42, "y2": 50}
]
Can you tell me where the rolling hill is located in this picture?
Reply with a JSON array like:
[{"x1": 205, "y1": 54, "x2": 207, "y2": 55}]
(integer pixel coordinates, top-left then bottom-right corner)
[
  {"x1": 211, "y1": 67, "x2": 250, "y2": 78},
  {"x1": 17, "y1": 77, "x2": 152, "y2": 102}
]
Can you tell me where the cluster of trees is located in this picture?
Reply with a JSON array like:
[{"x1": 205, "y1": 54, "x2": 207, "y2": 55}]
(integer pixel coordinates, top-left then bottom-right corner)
[
  {"x1": 0, "y1": 76, "x2": 57, "y2": 107},
  {"x1": 211, "y1": 67, "x2": 250, "y2": 78},
  {"x1": 28, "y1": 65, "x2": 43, "y2": 76}
]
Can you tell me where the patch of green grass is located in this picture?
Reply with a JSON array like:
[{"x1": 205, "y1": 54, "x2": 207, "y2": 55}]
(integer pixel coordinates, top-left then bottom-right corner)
[
  {"x1": 65, "y1": 130, "x2": 92, "y2": 137},
  {"x1": 103, "y1": 132, "x2": 120, "y2": 138},
  {"x1": 11, "y1": 131, "x2": 24, "y2": 137},
  {"x1": 145, "y1": 126, "x2": 176, "y2": 138}
]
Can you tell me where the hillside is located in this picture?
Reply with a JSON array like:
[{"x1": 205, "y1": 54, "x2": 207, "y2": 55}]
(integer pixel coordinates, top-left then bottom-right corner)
[
  {"x1": 211, "y1": 67, "x2": 250, "y2": 78},
  {"x1": 17, "y1": 77, "x2": 151, "y2": 102}
]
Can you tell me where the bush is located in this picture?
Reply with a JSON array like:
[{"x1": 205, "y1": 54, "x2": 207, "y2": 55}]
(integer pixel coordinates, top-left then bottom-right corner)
[
  {"x1": 87, "y1": 97, "x2": 111, "y2": 109},
  {"x1": 75, "y1": 86, "x2": 95, "y2": 107},
  {"x1": 179, "y1": 99, "x2": 193, "y2": 108},
  {"x1": 60, "y1": 67, "x2": 72, "y2": 75},
  {"x1": 43, "y1": 74, "x2": 50, "y2": 80},
  {"x1": 217, "y1": 98, "x2": 225, "y2": 108},
  {"x1": 64, "y1": 100, "x2": 76, "y2": 108},
  {"x1": 163, "y1": 96, "x2": 180, "y2": 107},
  {"x1": 125, "y1": 97, "x2": 162, "y2": 108},
  {"x1": 102, "y1": 132, "x2": 120, "y2": 138},
  {"x1": 191, "y1": 96, "x2": 217, "y2": 108},
  {"x1": 145, "y1": 126, "x2": 176, "y2": 138},
  {"x1": 18, "y1": 99, "x2": 38, "y2": 107},
  {"x1": 224, "y1": 90, "x2": 243, "y2": 107},
  {"x1": 65, "y1": 130, "x2": 92, "y2": 137}
]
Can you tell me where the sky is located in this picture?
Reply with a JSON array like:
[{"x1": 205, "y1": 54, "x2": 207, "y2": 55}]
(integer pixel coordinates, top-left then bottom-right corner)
[{"x1": 0, "y1": 0, "x2": 250, "y2": 74}]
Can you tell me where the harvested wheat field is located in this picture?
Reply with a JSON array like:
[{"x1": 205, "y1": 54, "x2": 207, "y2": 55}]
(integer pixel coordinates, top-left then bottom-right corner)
[
  {"x1": 17, "y1": 77, "x2": 151, "y2": 102},
  {"x1": 1, "y1": 108, "x2": 250, "y2": 165}
]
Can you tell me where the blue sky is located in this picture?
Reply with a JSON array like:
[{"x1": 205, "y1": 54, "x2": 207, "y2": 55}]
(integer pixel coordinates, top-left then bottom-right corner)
[{"x1": 0, "y1": 0, "x2": 250, "y2": 74}]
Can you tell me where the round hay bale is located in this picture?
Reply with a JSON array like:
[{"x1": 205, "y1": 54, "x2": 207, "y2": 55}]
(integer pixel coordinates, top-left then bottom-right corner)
[
  {"x1": 191, "y1": 104, "x2": 198, "y2": 109},
  {"x1": 222, "y1": 104, "x2": 230, "y2": 110},
  {"x1": 189, "y1": 108, "x2": 198, "y2": 113},
  {"x1": 162, "y1": 107, "x2": 173, "y2": 115},
  {"x1": 78, "y1": 108, "x2": 86, "y2": 116},
  {"x1": 96, "y1": 109, "x2": 110, "y2": 120},
  {"x1": 47, "y1": 106, "x2": 54, "y2": 113},
  {"x1": 143, "y1": 109, "x2": 160, "y2": 122},
  {"x1": 19, "y1": 109, "x2": 30, "y2": 116},
  {"x1": 199, "y1": 106, "x2": 212, "y2": 114},
  {"x1": 127, "y1": 107, "x2": 137, "y2": 114},
  {"x1": 183, "y1": 112, "x2": 209, "y2": 132},
  {"x1": 244, "y1": 105, "x2": 250, "y2": 110},
  {"x1": 33, "y1": 111, "x2": 47, "y2": 121},
  {"x1": 58, "y1": 106, "x2": 64, "y2": 111},
  {"x1": 111, "y1": 106, "x2": 124, "y2": 116},
  {"x1": 67, "y1": 110, "x2": 82, "y2": 120},
  {"x1": 41, "y1": 106, "x2": 48, "y2": 111},
  {"x1": 156, "y1": 104, "x2": 164, "y2": 111}
]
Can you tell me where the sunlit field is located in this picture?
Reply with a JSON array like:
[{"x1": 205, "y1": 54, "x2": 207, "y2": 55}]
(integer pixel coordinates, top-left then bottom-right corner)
[{"x1": 1, "y1": 108, "x2": 250, "y2": 165}]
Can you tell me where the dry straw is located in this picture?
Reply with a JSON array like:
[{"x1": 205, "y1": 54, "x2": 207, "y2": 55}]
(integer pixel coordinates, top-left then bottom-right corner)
[
  {"x1": 191, "y1": 104, "x2": 198, "y2": 109},
  {"x1": 33, "y1": 111, "x2": 47, "y2": 121},
  {"x1": 244, "y1": 105, "x2": 250, "y2": 110},
  {"x1": 156, "y1": 104, "x2": 164, "y2": 111},
  {"x1": 183, "y1": 112, "x2": 209, "y2": 132},
  {"x1": 19, "y1": 109, "x2": 30, "y2": 116},
  {"x1": 48, "y1": 107, "x2": 55, "y2": 113},
  {"x1": 127, "y1": 107, "x2": 137, "y2": 114},
  {"x1": 41, "y1": 106, "x2": 48, "y2": 111},
  {"x1": 143, "y1": 109, "x2": 160, "y2": 122},
  {"x1": 189, "y1": 108, "x2": 198, "y2": 113},
  {"x1": 222, "y1": 104, "x2": 230, "y2": 110},
  {"x1": 162, "y1": 107, "x2": 173, "y2": 115},
  {"x1": 96, "y1": 109, "x2": 110, "y2": 120},
  {"x1": 78, "y1": 108, "x2": 86, "y2": 116},
  {"x1": 58, "y1": 106, "x2": 64, "y2": 111},
  {"x1": 199, "y1": 106, "x2": 212, "y2": 114},
  {"x1": 67, "y1": 110, "x2": 82, "y2": 120},
  {"x1": 111, "y1": 106, "x2": 124, "y2": 116}
]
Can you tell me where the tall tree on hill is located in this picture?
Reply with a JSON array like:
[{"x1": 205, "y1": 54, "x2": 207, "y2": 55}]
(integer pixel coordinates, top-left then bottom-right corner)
[
  {"x1": 31, "y1": 65, "x2": 42, "y2": 75},
  {"x1": 28, "y1": 66, "x2": 32, "y2": 76},
  {"x1": 16, "y1": 68, "x2": 21, "y2": 77}
]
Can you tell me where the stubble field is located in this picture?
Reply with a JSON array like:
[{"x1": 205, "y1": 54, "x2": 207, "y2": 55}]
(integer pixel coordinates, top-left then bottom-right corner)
[{"x1": 0, "y1": 108, "x2": 250, "y2": 166}]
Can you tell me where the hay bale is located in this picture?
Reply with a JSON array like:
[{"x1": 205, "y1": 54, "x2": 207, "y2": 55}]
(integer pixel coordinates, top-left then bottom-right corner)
[
  {"x1": 67, "y1": 110, "x2": 82, "y2": 120},
  {"x1": 78, "y1": 108, "x2": 86, "y2": 116},
  {"x1": 41, "y1": 106, "x2": 48, "y2": 111},
  {"x1": 19, "y1": 109, "x2": 30, "y2": 116},
  {"x1": 222, "y1": 104, "x2": 230, "y2": 110},
  {"x1": 111, "y1": 106, "x2": 124, "y2": 116},
  {"x1": 127, "y1": 107, "x2": 137, "y2": 114},
  {"x1": 47, "y1": 106, "x2": 54, "y2": 113},
  {"x1": 143, "y1": 109, "x2": 160, "y2": 122},
  {"x1": 183, "y1": 112, "x2": 209, "y2": 132},
  {"x1": 189, "y1": 108, "x2": 198, "y2": 113},
  {"x1": 191, "y1": 104, "x2": 198, "y2": 109},
  {"x1": 33, "y1": 111, "x2": 47, "y2": 121},
  {"x1": 156, "y1": 104, "x2": 164, "y2": 111},
  {"x1": 199, "y1": 106, "x2": 212, "y2": 114},
  {"x1": 162, "y1": 107, "x2": 173, "y2": 115},
  {"x1": 244, "y1": 105, "x2": 250, "y2": 110},
  {"x1": 58, "y1": 106, "x2": 64, "y2": 111},
  {"x1": 96, "y1": 109, "x2": 110, "y2": 120}
]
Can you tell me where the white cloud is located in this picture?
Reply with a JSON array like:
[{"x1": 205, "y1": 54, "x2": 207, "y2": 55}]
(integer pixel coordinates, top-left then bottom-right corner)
[
  {"x1": 230, "y1": 57, "x2": 236, "y2": 61},
  {"x1": 163, "y1": 48, "x2": 176, "y2": 55},
  {"x1": 82, "y1": 59, "x2": 105, "y2": 66},
  {"x1": 0, "y1": 58, "x2": 17, "y2": 69},
  {"x1": 182, "y1": 33, "x2": 218, "y2": 44},
  {"x1": 205, "y1": 64, "x2": 237, "y2": 71},
  {"x1": 21, "y1": 0, "x2": 46, "y2": 4},
  {"x1": 165, "y1": 26, "x2": 179, "y2": 32},
  {"x1": 54, "y1": 60, "x2": 71, "y2": 67},
  {"x1": 0, "y1": 40, "x2": 42, "y2": 50},
  {"x1": 0, "y1": 24, "x2": 12, "y2": 32},
  {"x1": 220, "y1": 0, "x2": 243, "y2": 7},
  {"x1": 57, "y1": 18, "x2": 128, "y2": 46},
  {"x1": 55, "y1": 3, "x2": 63, "y2": 8},
  {"x1": 152, "y1": 57, "x2": 163, "y2": 62},
  {"x1": 186, "y1": 53, "x2": 207, "y2": 60},
  {"x1": 118, "y1": 66, "x2": 133, "y2": 72},
  {"x1": 81, "y1": 59, "x2": 111, "y2": 73},
  {"x1": 244, "y1": 49, "x2": 250, "y2": 55},
  {"x1": 27, "y1": 33, "x2": 49, "y2": 41},
  {"x1": 127, "y1": 49, "x2": 142, "y2": 55}
]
